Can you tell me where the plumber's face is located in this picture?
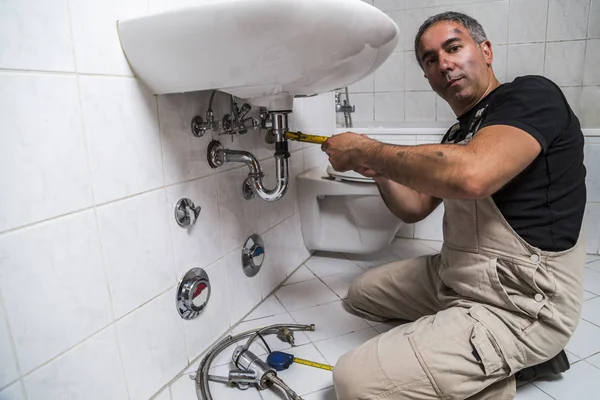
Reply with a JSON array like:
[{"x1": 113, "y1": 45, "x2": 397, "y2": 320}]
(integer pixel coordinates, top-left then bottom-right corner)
[{"x1": 417, "y1": 21, "x2": 493, "y2": 111}]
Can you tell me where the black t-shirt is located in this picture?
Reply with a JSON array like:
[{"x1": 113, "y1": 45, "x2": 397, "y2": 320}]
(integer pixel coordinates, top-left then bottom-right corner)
[{"x1": 441, "y1": 75, "x2": 586, "y2": 252}]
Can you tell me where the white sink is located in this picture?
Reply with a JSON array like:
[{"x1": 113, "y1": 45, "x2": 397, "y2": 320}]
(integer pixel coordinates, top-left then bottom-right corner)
[{"x1": 117, "y1": 0, "x2": 399, "y2": 110}]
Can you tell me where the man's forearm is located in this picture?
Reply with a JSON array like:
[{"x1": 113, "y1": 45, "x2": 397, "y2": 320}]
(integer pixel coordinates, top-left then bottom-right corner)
[
  {"x1": 374, "y1": 177, "x2": 434, "y2": 223},
  {"x1": 364, "y1": 141, "x2": 479, "y2": 199}
]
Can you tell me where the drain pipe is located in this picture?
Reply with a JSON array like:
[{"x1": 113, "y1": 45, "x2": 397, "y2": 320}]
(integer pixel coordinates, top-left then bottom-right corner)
[{"x1": 207, "y1": 111, "x2": 291, "y2": 202}]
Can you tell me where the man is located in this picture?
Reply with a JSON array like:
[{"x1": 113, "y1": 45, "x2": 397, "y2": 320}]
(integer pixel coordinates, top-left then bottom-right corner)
[{"x1": 323, "y1": 12, "x2": 587, "y2": 400}]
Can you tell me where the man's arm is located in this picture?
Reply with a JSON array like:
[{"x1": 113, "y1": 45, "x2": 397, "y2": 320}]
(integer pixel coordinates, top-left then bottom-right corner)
[
  {"x1": 374, "y1": 176, "x2": 442, "y2": 223},
  {"x1": 324, "y1": 124, "x2": 542, "y2": 199}
]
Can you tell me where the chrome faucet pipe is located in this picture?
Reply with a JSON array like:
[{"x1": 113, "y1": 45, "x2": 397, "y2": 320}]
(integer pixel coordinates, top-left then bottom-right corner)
[{"x1": 250, "y1": 153, "x2": 288, "y2": 201}]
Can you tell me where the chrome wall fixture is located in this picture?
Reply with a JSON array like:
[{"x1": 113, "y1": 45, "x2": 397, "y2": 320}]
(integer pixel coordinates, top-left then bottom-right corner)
[
  {"x1": 177, "y1": 268, "x2": 211, "y2": 320},
  {"x1": 200, "y1": 95, "x2": 291, "y2": 202},
  {"x1": 335, "y1": 87, "x2": 355, "y2": 128},
  {"x1": 191, "y1": 91, "x2": 261, "y2": 138},
  {"x1": 242, "y1": 234, "x2": 265, "y2": 277},
  {"x1": 174, "y1": 198, "x2": 201, "y2": 227}
]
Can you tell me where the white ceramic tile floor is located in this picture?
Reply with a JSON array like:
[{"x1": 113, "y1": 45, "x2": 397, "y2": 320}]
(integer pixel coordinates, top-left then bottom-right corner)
[{"x1": 178, "y1": 240, "x2": 600, "y2": 400}]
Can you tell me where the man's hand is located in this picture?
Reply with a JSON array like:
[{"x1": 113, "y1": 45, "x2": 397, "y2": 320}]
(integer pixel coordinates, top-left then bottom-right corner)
[{"x1": 321, "y1": 132, "x2": 378, "y2": 172}]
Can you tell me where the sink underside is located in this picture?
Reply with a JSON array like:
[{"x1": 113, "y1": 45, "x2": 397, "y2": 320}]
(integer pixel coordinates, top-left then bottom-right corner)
[{"x1": 117, "y1": 0, "x2": 399, "y2": 109}]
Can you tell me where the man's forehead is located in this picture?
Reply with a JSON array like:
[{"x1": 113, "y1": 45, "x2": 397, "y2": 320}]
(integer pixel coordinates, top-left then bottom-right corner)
[{"x1": 418, "y1": 22, "x2": 469, "y2": 52}]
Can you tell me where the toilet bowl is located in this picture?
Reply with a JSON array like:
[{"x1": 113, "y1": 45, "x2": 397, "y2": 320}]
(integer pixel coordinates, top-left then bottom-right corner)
[{"x1": 297, "y1": 165, "x2": 403, "y2": 254}]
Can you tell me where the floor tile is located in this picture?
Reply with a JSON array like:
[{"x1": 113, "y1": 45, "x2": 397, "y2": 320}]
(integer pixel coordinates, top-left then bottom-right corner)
[
  {"x1": 583, "y1": 268, "x2": 600, "y2": 295},
  {"x1": 312, "y1": 328, "x2": 379, "y2": 365},
  {"x1": 275, "y1": 280, "x2": 339, "y2": 312},
  {"x1": 304, "y1": 253, "x2": 364, "y2": 278},
  {"x1": 342, "y1": 248, "x2": 399, "y2": 269},
  {"x1": 389, "y1": 238, "x2": 436, "y2": 260},
  {"x1": 289, "y1": 301, "x2": 370, "y2": 342},
  {"x1": 245, "y1": 296, "x2": 287, "y2": 321},
  {"x1": 584, "y1": 290, "x2": 598, "y2": 301},
  {"x1": 321, "y1": 271, "x2": 363, "y2": 299},
  {"x1": 566, "y1": 318, "x2": 600, "y2": 358},
  {"x1": 533, "y1": 360, "x2": 600, "y2": 399},
  {"x1": 581, "y1": 297, "x2": 600, "y2": 326},
  {"x1": 585, "y1": 352, "x2": 600, "y2": 369},
  {"x1": 284, "y1": 265, "x2": 317, "y2": 285},
  {"x1": 259, "y1": 343, "x2": 334, "y2": 398},
  {"x1": 587, "y1": 259, "x2": 600, "y2": 271},
  {"x1": 586, "y1": 255, "x2": 600, "y2": 264},
  {"x1": 514, "y1": 383, "x2": 553, "y2": 399},
  {"x1": 302, "y1": 387, "x2": 337, "y2": 400},
  {"x1": 566, "y1": 350, "x2": 582, "y2": 365},
  {"x1": 418, "y1": 240, "x2": 443, "y2": 252}
]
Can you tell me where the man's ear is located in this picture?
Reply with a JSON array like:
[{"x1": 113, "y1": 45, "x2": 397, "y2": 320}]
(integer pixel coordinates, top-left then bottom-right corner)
[{"x1": 480, "y1": 40, "x2": 493, "y2": 66}]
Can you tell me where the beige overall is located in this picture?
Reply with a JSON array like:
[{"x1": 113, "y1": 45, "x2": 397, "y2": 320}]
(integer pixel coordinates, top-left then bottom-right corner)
[{"x1": 333, "y1": 196, "x2": 585, "y2": 400}]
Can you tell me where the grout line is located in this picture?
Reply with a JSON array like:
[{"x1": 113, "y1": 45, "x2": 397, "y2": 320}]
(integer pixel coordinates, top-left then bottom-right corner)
[{"x1": 0, "y1": 289, "x2": 24, "y2": 394}]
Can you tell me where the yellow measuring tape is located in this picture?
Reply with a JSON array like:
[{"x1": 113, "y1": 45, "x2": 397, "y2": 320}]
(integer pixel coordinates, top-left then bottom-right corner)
[
  {"x1": 293, "y1": 357, "x2": 334, "y2": 371},
  {"x1": 284, "y1": 131, "x2": 329, "y2": 145}
]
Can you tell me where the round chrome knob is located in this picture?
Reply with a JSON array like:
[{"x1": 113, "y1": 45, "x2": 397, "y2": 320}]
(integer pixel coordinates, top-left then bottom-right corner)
[
  {"x1": 176, "y1": 268, "x2": 211, "y2": 320},
  {"x1": 242, "y1": 234, "x2": 265, "y2": 277}
]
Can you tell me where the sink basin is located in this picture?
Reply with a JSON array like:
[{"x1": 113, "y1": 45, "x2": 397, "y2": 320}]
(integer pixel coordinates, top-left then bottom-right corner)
[{"x1": 117, "y1": 0, "x2": 399, "y2": 110}]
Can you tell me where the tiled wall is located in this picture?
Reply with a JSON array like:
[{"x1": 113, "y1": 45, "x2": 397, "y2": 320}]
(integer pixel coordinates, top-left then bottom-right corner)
[
  {"x1": 0, "y1": 0, "x2": 335, "y2": 398},
  {"x1": 347, "y1": 0, "x2": 600, "y2": 255},
  {"x1": 349, "y1": 0, "x2": 600, "y2": 127}
]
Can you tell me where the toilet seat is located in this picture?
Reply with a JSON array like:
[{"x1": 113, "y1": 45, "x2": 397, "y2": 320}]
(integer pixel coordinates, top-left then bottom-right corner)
[{"x1": 325, "y1": 165, "x2": 375, "y2": 183}]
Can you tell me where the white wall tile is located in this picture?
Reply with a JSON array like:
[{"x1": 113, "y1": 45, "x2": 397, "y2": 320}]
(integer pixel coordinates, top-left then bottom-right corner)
[
  {"x1": 285, "y1": 214, "x2": 312, "y2": 276},
  {"x1": 23, "y1": 326, "x2": 128, "y2": 400},
  {"x1": 374, "y1": 52, "x2": 405, "y2": 91},
  {"x1": 405, "y1": 8, "x2": 434, "y2": 51},
  {"x1": 259, "y1": 221, "x2": 289, "y2": 297},
  {"x1": 348, "y1": 75, "x2": 374, "y2": 93},
  {"x1": 180, "y1": 259, "x2": 230, "y2": 361},
  {"x1": 561, "y1": 86, "x2": 582, "y2": 117},
  {"x1": 508, "y1": 0, "x2": 549, "y2": 43},
  {"x1": 544, "y1": 41, "x2": 586, "y2": 86},
  {"x1": 166, "y1": 176, "x2": 222, "y2": 276},
  {"x1": 375, "y1": 92, "x2": 405, "y2": 121},
  {"x1": 547, "y1": 0, "x2": 590, "y2": 41},
  {"x1": 117, "y1": 288, "x2": 187, "y2": 400},
  {"x1": 506, "y1": 43, "x2": 545, "y2": 82},
  {"x1": 414, "y1": 202, "x2": 445, "y2": 241},
  {"x1": 584, "y1": 40, "x2": 600, "y2": 85},
  {"x1": 218, "y1": 167, "x2": 258, "y2": 255},
  {"x1": 492, "y1": 44, "x2": 508, "y2": 83},
  {"x1": 303, "y1": 146, "x2": 330, "y2": 172},
  {"x1": 387, "y1": 10, "x2": 405, "y2": 53},
  {"x1": 405, "y1": 91, "x2": 436, "y2": 121},
  {"x1": 0, "y1": 382, "x2": 25, "y2": 400},
  {"x1": 585, "y1": 144, "x2": 600, "y2": 202},
  {"x1": 374, "y1": 0, "x2": 406, "y2": 12},
  {"x1": 70, "y1": 0, "x2": 148, "y2": 75},
  {"x1": 0, "y1": 211, "x2": 112, "y2": 373},
  {"x1": 158, "y1": 91, "x2": 217, "y2": 185},
  {"x1": 405, "y1": 0, "x2": 436, "y2": 9},
  {"x1": 0, "y1": 0, "x2": 74, "y2": 71},
  {"x1": 80, "y1": 76, "x2": 164, "y2": 204},
  {"x1": 224, "y1": 247, "x2": 262, "y2": 325},
  {"x1": 471, "y1": 1, "x2": 509, "y2": 45},
  {"x1": 580, "y1": 86, "x2": 600, "y2": 128},
  {"x1": 590, "y1": 0, "x2": 600, "y2": 39},
  {"x1": 436, "y1": 95, "x2": 456, "y2": 122},
  {"x1": 0, "y1": 303, "x2": 18, "y2": 389},
  {"x1": 405, "y1": 51, "x2": 430, "y2": 91},
  {"x1": 349, "y1": 93, "x2": 374, "y2": 123},
  {"x1": 97, "y1": 190, "x2": 176, "y2": 318},
  {"x1": 0, "y1": 73, "x2": 93, "y2": 232},
  {"x1": 583, "y1": 203, "x2": 600, "y2": 254}
]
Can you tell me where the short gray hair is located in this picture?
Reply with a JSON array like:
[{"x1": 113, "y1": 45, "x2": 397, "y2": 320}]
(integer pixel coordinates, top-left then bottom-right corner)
[{"x1": 414, "y1": 11, "x2": 488, "y2": 67}]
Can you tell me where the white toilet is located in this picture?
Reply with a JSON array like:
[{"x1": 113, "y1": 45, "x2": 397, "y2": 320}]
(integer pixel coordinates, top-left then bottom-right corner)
[{"x1": 297, "y1": 165, "x2": 403, "y2": 254}]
